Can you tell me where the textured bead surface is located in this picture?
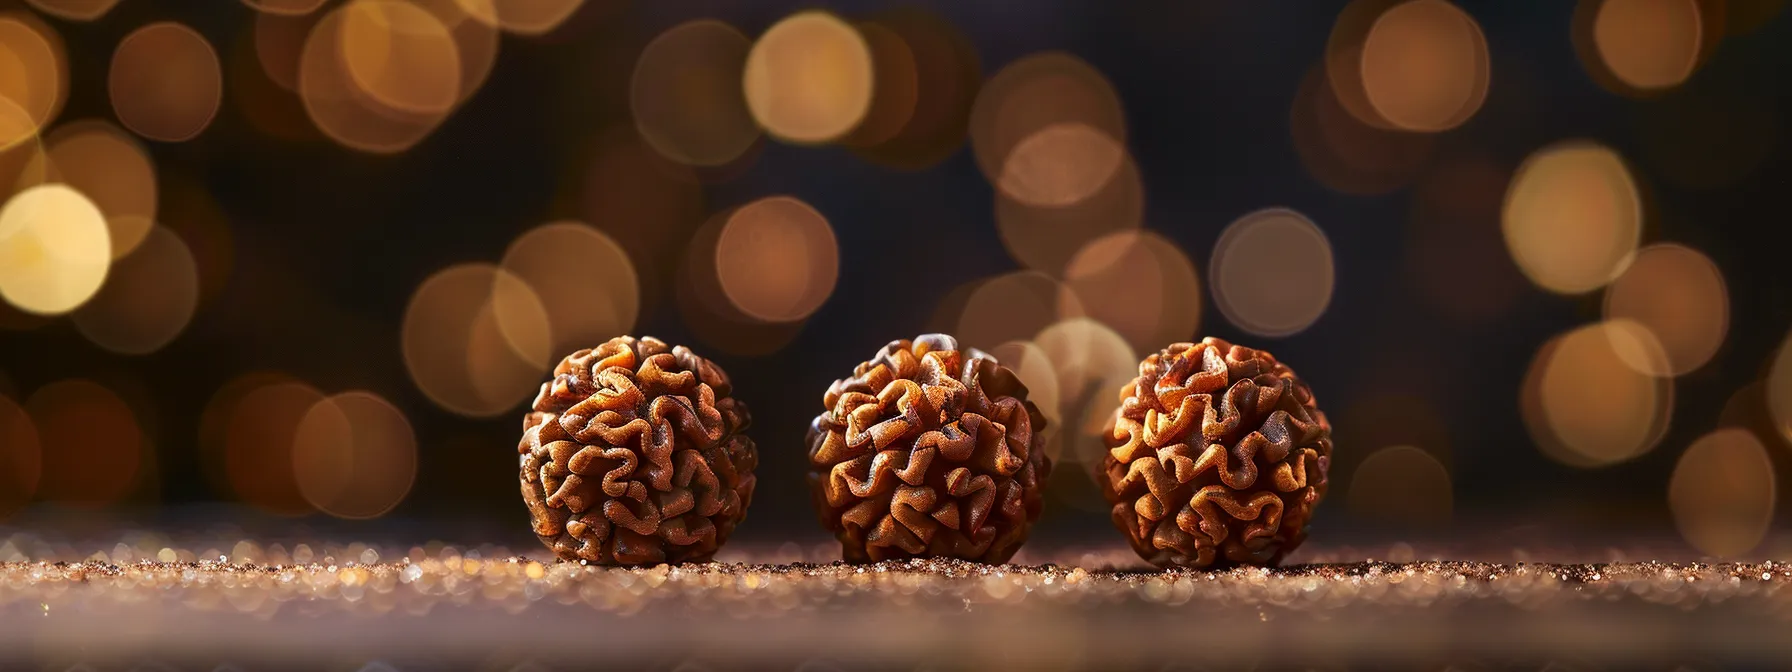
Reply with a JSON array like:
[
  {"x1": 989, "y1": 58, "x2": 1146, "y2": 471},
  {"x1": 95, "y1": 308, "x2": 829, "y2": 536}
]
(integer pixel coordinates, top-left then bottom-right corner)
[
  {"x1": 807, "y1": 334, "x2": 1050, "y2": 563},
  {"x1": 1102, "y1": 337, "x2": 1332, "y2": 568},
  {"x1": 519, "y1": 336, "x2": 756, "y2": 565}
]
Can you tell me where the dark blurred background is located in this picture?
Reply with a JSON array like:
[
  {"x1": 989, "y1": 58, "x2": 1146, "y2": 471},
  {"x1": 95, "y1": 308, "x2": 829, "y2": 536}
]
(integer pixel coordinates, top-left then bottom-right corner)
[{"x1": 3, "y1": 0, "x2": 1790, "y2": 557}]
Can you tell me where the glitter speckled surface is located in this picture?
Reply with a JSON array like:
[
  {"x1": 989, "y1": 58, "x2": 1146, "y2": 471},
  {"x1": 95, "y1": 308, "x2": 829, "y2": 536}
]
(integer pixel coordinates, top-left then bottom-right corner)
[{"x1": 3, "y1": 536, "x2": 1792, "y2": 669}]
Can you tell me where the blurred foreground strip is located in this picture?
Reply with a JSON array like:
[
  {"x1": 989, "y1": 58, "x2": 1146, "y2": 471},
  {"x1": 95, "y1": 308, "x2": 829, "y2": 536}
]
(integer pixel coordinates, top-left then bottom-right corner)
[{"x1": 3, "y1": 553, "x2": 1792, "y2": 668}]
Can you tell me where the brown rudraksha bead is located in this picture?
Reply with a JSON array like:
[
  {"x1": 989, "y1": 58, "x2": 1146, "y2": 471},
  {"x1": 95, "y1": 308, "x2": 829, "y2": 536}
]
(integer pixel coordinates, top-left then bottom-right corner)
[
  {"x1": 807, "y1": 334, "x2": 1050, "y2": 563},
  {"x1": 1102, "y1": 337, "x2": 1332, "y2": 569},
  {"x1": 519, "y1": 336, "x2": 757, "y2": 565}
]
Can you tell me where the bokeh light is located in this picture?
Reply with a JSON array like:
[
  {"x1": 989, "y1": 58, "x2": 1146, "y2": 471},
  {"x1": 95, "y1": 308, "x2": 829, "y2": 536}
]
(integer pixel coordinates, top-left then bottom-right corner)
[
  {"x1": 197, "y1": 371, "x2": 295, "y2": 501},
  {"x1": 1330, "y1": 0, "x2": 1489, "y2": 132},
  {"x1": 0, "y1": 11, "x2": 67, "y2": 144},
  {"x1": 677, "y1": 208, "x2": 807, "y2": 356},
  {"x1": 1210, "y1": 208, "x2": 1335, "y2": 338},
  {"x1": 402, "y1": 263, "x2": 550, "y2": 418},
  {"x1": 0, "y1": 393, "x2": 39, "y2": 518},
  {"x1": 955, "y1": 271, "x2": 1082, "y2": 354},
  {"x1": 743, "y1": 11, "x2": 874, "y2": 144},
  {"x1": 470, "y1": 269, "x2": 553, "y2": 410},
  {"x1": 846, "y1": 8, "x2": 980, "y2": 170},
  {"x1": 70, "y1": 225, "x2": 200, "y2": 356},
  {"x1": 1347, "y1": 445, "x2": 1453, "y2": 526},
  {"x1": 44, "y1": 119, "x2": 157, "y2": 259},
  {"x1": 1060, "y1": 230, "x2": 1201, "y2": 355},
  {"x1": 1331, "y1": 394, "x2": 1452, "y2": 493},
  {"x1": 253, "y1": 10, "x2": 312, "y2": 92},
  {"x1": 292, "y1": 391, "x2": 417, "y2": 519},
  {"x1": 1602, "y1": 243, "x2": 1728, "y2": 376},
  {"x1": 996, "y1": 153, "x2": 1144, "y2": 276},
  {"x1": 1502, "y1": 141, "x2": 1641, "y2": 295},
  {"x1": 27, "y1": 379, "x2": 144, "y2": 508},
  {"x1": 1769, "y1": 331, "x2": 1792, "y2": 444},
  {"x1": 840, "y1": 20, "x2": 918, "y2": 148},
  {"x1": 971, "y1": 52, "x2": 1127, "y2": 206},
  {"x1": 109, "y1": 22, "x2": 223, "y2": 143},
  {"x1": 1291, "y1": 63, "x2": 1434, "y2": 195},
  {"x1": 500, "y1": 221, "x2": 639, "y2": 356},
  {"x1": 0, "y1": 184, "x2": 112, "y2": 316},
  {"x1": 159, "y1": 175, "x2": 235, "y2": 309},
  {"x1": 338, "y1": 0, "x2": 464, "y2": 115},
  {"x1": 1523, "y1": 320, "x2": 1673, "y2": 467},
  {"x1": 1034, "y1": 317, "x2": 1137, "y2": 469},
  {"x1": 453, "y1": 0, "x2": 585, "y2": 36},
  {"x1": 22, "y1": 0, "x2": 120, "y2": 21},
  {"x1": 299, "y1": 5, "x2": 450, "y2": 153},
  {"x1": 1576, "y1": 0, "x2": 1713, "y2": 95},
  {"x1": 713, "y1": 195, "x2": 839, "y2": 323},
  {"x1": 223, "y1": 381, "x2": 322, "y2": 515},
  {"x1": 243, "y1": 0, "x2": 330, "y2": 15},
  {"x1": 630, "y1": 20, "x2": 760, "y2": 167},
  {"x1": 1669, "y1": 428, "x2": 1776, "y2": 557},
  {"x1": 1405, "y1": 153, "x2": 1524, "y2": 323},
  {"x1": 419, "y1": 0, "x2": 502, "y2": 108}
]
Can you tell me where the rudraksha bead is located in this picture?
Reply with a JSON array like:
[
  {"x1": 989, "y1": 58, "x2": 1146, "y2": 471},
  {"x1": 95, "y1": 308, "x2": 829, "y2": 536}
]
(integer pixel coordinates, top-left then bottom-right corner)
[
  {"x1": 519, "y1": 336, "x2": 756, "y2": 565},
  {"x1": 807, "y1": 334, "x2": 1050, "y2": 563},
  {"x1": 1102, "y1": 337, "x2": 1332, "y2": 569}
]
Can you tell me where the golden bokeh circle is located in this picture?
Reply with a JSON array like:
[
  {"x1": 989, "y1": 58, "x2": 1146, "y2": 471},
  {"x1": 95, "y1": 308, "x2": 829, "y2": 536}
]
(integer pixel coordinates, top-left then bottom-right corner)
[
  {"x1": 0, "y1": 393, "x2": 40, "y2": 518},
  {"x1": 1669, "y1": 428, "x2": 1776, "y2": 557},
  {"x1": 0, "y1": 183, "x2": 112, "y2": 316},
  {"x1": 713, "y1": 195, "x2": 839, "y2": 323},
  {"x1": 955, "y1": 271, "x2": 1082, "y2": 354},
  {"x1": 630, "y1": 19, "x2": 760, "y2": 167},
  {"x1": 197, "y1": 371, "x2": 295, "y2": 501},
  {"x1": 1210, "y1": 208, "x2": 1335, "y2": 338},
  {"x1": 1771, "y1": 332, "x2": 1792, "y2": 444},
  {"x1": 45, "y1": 119, "x2": 157, "y2": 259},
  {"x1": 0, "y1": 11, "x2": 67, "y2": 146},
  {"x1": 22, "y1": 0, "x2": 121, "y2": 21},
  {"x1": 243, "y1": 0, "x2": 330, "y2": 15},
  {"x1": 1602, "y1": 243, "x2": 1728, "y2": 377},
  {"x1": 1525, "y1": 320, "x2": 1673, "y2": 467},
  {"x1": 1034, "y1": 317, "x2": 1138, "y2": 470},
  {"x1": 998, "y1": 122, "x2": 1127, "y2": 209},
  {"x1": 453, "y1": 0, "x2": 585, "y2": 36},
  {"x1": 1061, "y1": 230, "x2": 1202, "y2": 355},
  {"x1": 743, "y1": 11, "x2": 875, "y2": 144},
  {"x1": 339, "y1": 0, "x2": 464, "y2": 115},
  {"x1": 1292, "y1": 62, "x2": 1434, "y2": 195},
  {"x1": 70, "y1": 225, "x2": 200, "y2": 356},
  {"x1": 299, "y1": 5, "x2": 450, "y2": 153},
  {"x1": 1347, "y1": 445, "x2": 1453, "y2": 526},
  {"x1": 1587, "y1": 0, "x2": 1706, "y2": 92},
  {"x1": 292, "y1": 391, "x2": 418, "y2": 520},
  {"x1": 841, "y1": 20, "x2": 919, "y2": 148},
  {"x1": 1502, "y1": 141, "x2": 1641, "y2": 295},
  {"x1": 676, "y1": 207, "x2": 808, "y2": 356},
  {"x1": 223, "y1": 381, "x2": 322, "y2": 515},
  {"x1": 1357, "y1": 0, "x2": 1489, "y2": 131},
  {"x1": 501, "y1": 221, "x2": 639, "y2": 355},
  {"x1": 996, "y1": 152, "x2": 1144, "y2": 276},
  {"x1": 846, "y1": 8, "x2": 981, "y2": 171},
  {"x1": 27, "y1": 379, "x2": 143, "y2": 508},
  {"x1": 971, "y1": 52, "x2": 1126, "y2": 205},
  {"x1": 109, "y1": 22, "x2": 223, "y2": 143},
  {"x1": 402, "y1": 263, "x2": 550, "y2": 418}
]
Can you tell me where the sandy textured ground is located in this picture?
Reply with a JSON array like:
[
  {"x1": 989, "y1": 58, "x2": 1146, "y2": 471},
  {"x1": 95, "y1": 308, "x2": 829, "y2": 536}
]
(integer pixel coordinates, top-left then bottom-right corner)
[{"x1": 3, "y1": 538, "x2": 1792, "y2": 668}]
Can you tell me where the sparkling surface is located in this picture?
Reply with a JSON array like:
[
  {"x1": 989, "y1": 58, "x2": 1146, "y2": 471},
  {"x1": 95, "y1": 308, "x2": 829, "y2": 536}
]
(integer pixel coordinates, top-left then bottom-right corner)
[{"x1": 1, "y1": 535, "x2": 1791, "y2": 666}]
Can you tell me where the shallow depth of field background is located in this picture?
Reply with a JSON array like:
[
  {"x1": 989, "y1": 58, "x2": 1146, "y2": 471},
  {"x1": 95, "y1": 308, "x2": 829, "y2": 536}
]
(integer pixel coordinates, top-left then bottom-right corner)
[{"x1": 3, "y1": 0, "x2": 1791, "y2": 558}]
